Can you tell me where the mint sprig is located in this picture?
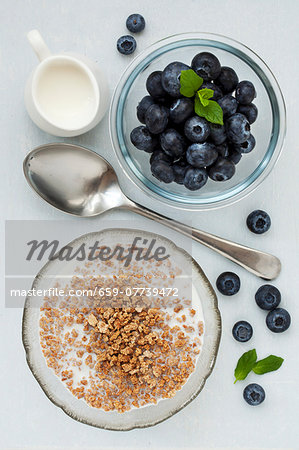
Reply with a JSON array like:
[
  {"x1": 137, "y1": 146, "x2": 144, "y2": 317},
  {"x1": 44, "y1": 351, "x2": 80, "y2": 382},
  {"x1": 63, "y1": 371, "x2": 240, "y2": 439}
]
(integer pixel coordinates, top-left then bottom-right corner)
[
  {"x1": 234, "y1": 349, "x2": 284, "y2": 383},
  {"x1": 195, "y1": 93, "x2": 224, "y2": 126},
  {"x1": 179, "y1": 69, "x2": 203, "y2": 97}
]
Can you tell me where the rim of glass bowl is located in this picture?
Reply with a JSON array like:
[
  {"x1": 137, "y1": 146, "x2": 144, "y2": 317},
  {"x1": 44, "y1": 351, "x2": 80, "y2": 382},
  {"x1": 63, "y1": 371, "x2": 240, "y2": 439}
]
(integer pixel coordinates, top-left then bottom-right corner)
[{"x1": 110, "y1": 32, "x2": 286, "y2": 210}]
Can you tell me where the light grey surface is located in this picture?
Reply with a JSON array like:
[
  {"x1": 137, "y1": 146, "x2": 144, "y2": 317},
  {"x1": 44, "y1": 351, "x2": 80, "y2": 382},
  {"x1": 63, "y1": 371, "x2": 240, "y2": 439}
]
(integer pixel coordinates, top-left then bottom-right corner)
[{"x1": 0, "y1": 0, "x2": 298, "y2": 449}]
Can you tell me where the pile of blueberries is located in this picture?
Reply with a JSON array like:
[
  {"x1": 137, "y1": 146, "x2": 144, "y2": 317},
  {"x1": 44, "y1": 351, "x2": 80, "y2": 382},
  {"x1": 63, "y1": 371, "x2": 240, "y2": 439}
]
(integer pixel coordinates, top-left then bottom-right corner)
[{"x1": 130, "y1": 52, "x2": 258, "y2": 191}]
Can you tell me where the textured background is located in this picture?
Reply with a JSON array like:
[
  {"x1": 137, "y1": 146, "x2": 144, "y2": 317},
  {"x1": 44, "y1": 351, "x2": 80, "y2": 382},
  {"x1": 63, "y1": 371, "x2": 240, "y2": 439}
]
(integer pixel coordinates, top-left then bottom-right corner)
[{"x1": 0, "y1": 0, "x2": 298, "y2": 448}]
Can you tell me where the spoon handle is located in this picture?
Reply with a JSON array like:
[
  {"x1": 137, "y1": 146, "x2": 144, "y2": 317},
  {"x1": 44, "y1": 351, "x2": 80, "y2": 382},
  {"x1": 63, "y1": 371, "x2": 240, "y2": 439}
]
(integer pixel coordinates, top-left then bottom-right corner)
[{"x1": 127, "y1": 204, "x2": 281, "y2": 280}]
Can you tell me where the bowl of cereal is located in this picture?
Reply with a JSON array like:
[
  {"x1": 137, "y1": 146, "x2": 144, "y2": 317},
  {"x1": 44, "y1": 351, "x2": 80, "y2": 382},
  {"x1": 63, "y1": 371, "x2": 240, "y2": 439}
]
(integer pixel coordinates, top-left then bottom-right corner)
[{"x1": 22, "y1": 228, "x2": 221, "y2": 430}]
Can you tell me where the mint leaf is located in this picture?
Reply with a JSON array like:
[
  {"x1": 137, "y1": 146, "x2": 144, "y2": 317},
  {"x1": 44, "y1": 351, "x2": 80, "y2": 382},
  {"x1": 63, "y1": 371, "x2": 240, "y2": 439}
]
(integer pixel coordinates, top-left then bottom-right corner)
[
  {"x1": 198, "y1": 88, "x2": 214, "y2": 106},
  {"x1": 252, "y1": 355, "x2": 284, "y2": 375},
  {"x1": 180, "y1": 69, "x2": 203, "y2": 97},
  {"x1": 194, "y1": 94, "x2": 224, "y2": 125},
  {"x1": 234, "y1": 349, "x2": 257, "y2": 383}
]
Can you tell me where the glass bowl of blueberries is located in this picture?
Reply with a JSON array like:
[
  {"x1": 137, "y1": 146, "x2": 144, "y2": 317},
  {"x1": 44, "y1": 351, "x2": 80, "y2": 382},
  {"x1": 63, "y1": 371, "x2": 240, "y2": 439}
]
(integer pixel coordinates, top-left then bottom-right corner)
[{"x1": 110, "y1": 32, "x2": 286, "y2": 209}]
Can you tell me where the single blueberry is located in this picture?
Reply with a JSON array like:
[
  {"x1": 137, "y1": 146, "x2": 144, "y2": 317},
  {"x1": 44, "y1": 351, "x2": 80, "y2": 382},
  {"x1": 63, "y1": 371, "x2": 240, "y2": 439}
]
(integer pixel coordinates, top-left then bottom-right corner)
[
  {"x1": 172, "y1": 161, "x2": 189, "y2": 184},
  {"x1": 228, "y1": 149, "x2": 242, "y2": 165},
  {"x1": 255, "y1": 285, "x2": 281, "y2": 311},
  {"x1": 169, "y1": 98, "x2": 194, "y2": 124},
  {"x1": 184, "y1": 116, "x2": 210, "y2": 143},
  {"x1": 130, "y1": 126, "x2": 157, "y2": 152},
  {"x1": 160, "y1": 128, "x2": 187, "y2": 159},
  {"x1": 209, "y1": 123, "x2": 227, "y2": 145},
  {"x1": 215, "y1": 142, "x2": 229, "y2": 158},
  {"x1": 162, "y1": 61, "x2": 190, "y2": 97},
  {"x1": 183, "y1": 167, "x2": 208, "y2": 191},
  {"x1": 226, "y1": 113, "x2": 251, "y2": 144},
  {"x1": 266, "y1": 308, "x2": 291, "y2": 333},
  {"x1": 243, "y1": 384, "x2": 265, "y2": 406},
  {"x1": 208, "y1": 157, "x2": 236, "y2": 181},
  {"x1": 237, "y1": 103, "x2": 258, "y2": 124},
  {"x1": 191, "y1": 52, "x2": 221, "y2": 81},
  {"x1": 186, "y1": 142, "x2": 218, "y2": 168},
  {"x1": 217, "y1": 94, "x2": 238, "y2": 118},
  {"x1": 201, "y1": 82, "x2": 223, "y2": 101},
  {"x1": 246, "y1": 210, "x2": 271, "y2": 234},
  {"x1": 136, "y1": 96, "x2": 155, "y2": 123},
  {"x1": 150, "y1": 149, "x2": 172, "y2": 165},
  {"x1": 126, "y1": 13, "x2": 145, "y2": 33},
  {"x1": 146, "y1": 71, "x2": 168, "y2": 99},
  {"x1": 145, "y1": 104, "x2": 169, "y2": 134},
  {"x1": 117, "y1": 35, "x2": 137, "y2": 55},
  {"x1": 214, "y1": 66, "x2": 239, "y2": 94},
  {"x1": 234, "y1": 134, "x2": 256, "y2": 154},
  {"x1": 232, "y1": 321, "x2": 253, "y2": 342},
  {"x1": 216, "y1": 271, "x2": 240, "y2": 295},
  {"x1": 235, "y1": 80, "x2": 256, "y2": 105},
  {"x1": 151, "y1": 160, "x2": 175, "y2": 183}
]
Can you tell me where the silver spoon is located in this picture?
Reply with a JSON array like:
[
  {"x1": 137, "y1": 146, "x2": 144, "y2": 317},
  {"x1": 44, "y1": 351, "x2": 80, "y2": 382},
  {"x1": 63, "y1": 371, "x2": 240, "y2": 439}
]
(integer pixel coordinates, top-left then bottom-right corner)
[{"x1": 23, "y1": 143, "x2": 281, "y2": 280}]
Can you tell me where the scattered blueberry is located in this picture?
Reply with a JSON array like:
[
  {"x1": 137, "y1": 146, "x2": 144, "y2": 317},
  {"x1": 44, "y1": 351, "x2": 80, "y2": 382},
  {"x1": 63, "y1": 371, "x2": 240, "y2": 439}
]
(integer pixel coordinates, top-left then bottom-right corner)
[
  {"x1": 214, "y1": 66, "x2": 239, "y2": 94},
  {"x1": 184, "y1": 116, "x2": 210, "y2": 143},
  {"x1": 208, "y1": 157, "x2": 236, "y2": 181},
  {"x1": 151, "y1": 160, "x2": 175, "y2": 183},
  {"x1": 228, "y1": 150, "x2": 242, "y2": 165},
  {"x1": 172, "y1": 161, "x2": 189, "y2": 184},
  {"x1": 237, "y1": 103, "x2": 258, "y2": 124},
  {"x1": 145, "y1": 104, "x2": 169, "y2": 134},
  {"x1": 246, "y1": 210, "x2": 271, "y2": 234},
  {"x1": 162, "y1": 61, "x2": 190, "y2": 97},
  {"x1": 201, "y1": 82, "x2": 223, "y2": 101},
  {"x1": 146, "y1": 71, "x2": 167, "y2": 99},
  {"x1": 226, "y1": 113, "x2": 251, "y2": 144},
  {"x1": 234, "y1": 134, "x2": 256, "y2": 154},
  {"x1": 136, "y1": 96, "x2": 155, "y2": 123},
  {"x1": 130, "y1": 126, "x2": 157, "y2": 152},
  {"x1": 117, "y1": 35, "x2": 136, "y2": 55},
  {"x1": 235, "y1": 80, "x2": 256, "y2": 105},
  {"x1": 150, "y1": 149, "x2": 172, "y2": 165},
  {"x1": 209, "y1": 123, "x2": 227, "y2": 145},
  {"x1": 169, "y1": 98, "x2": 194, "y2": 124},
  {"x1": 217, "y1": 95, "x2": 238, "y2": 118},
  {"x1": 266, "y1": 308, "x2": 291, "y2": 333},
  {"x1": 243, "y1": 384, "x2": 265, "y2": 406},
  {"x1": 255, "y1": 285, "x2": 281, "y2": 311},
  {"x1": 183, "y1": 167, "x2": 208, "y2": 191},
  {"x1": 216, "y1": 271, "x2": 240, "y2": 296},
  {"x1": 186, "y1": 142, "x2": 218, "y2": 168},
  {"x1": 126, "y1": 13, "x2": 145, "y2": 33},
  {"x1": 191, "y1": 52, "x2": 221, "y2": 81},
  {"x1": 232, "y1": 321, "x2": 253, "y2": 342},
  {"x1": 160, "y1": 128, "x2": 187, "y2": 159}
]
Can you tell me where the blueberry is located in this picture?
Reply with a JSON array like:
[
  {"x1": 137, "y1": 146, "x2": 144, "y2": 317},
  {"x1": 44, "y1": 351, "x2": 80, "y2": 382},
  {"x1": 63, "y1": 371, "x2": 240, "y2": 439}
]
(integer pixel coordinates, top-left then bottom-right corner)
[
  {"x1": 237, "y1": 103, "x2": 258, "y2": 124},
  {"x1": 208, "y1": 157, "x2": 235, "y2": 181},
  {"x1": 217, "y1": 95, "x2": 238, "y2": 118},
  {"x1": 226, "y1": 113, "x2": 251, "y2": 144},
  {"x1": 145, "y1": 104, "x2": 168, "y2": 134},
  {"x1": 246, "y1": 210, "x2": 271, "y2": 234},
  {"x1": 161, "y1": 61, "x2": 190, "y2": 97},
  {"x1": 146, "y1": 71, "x2": 167, "y2": 99},
  {"x1": 169, "y1": 98, "x2": 194, "y2": 124},
  {"x1": 215, "y1": 142, "x2": 229, "y2": 158},
  {"x1": 266, "y1": 308, "x2": 291, "y2": 333},
  {"x1": 117, "y1": 35, "x2": 136, "y2": 55},
  {"x1": 209, "y1": 123, "x2": 227, "y2": 145},
  {"x1": 232, "y1": 321, "x2": 253, "y2": 342},
  {"x1": 243, "y1": 384, "x2": 265, "y2": 406},
  {"x1": 234, "y1": 134, "x2": 256, "y2": 154},
  {"x1": 183, "y1": 167, "x2": 208, "y2": 191},
  {"x1": 191, "y1": 52, "x2": 221, "y2": 81},
  {"x1": 228, "y1": 150, "x2": 242, "y2": 165},
  {"x1": 214, "y1": 66, "x2": 239, "y2": 94},
  {"x1": 186, "y1": 142, "x2": 218, "y2": 168},
  {"x1": 126, "y1": 13, "x2": 145, "y2": 33},
  {"x1": 150, "y1": 149, "x2": 172, "y2": 165},
  {"x1": 172, "y1": 161, "x2": 189, "y2": 184},
  {"x1": 235, "y1": 80, "x2": 256, "y2": 105},
  {"x1": 160, "y1": 129, "x2": 187, "y2": 159},
  {"x1": 255, "y1": 285, "x2": 281, "y2": 311},
  {"x1": 130, "y1": 126, "x2": 157, "y2": 152},
  {"x1": 216, "y1": 271, "x2": 240, "y2": 296},
  {"x1": 201, "y1": 82, "x2": 223, "y2": 101},
  {"x1": 151, "y1": 160, "x2": 175, "y2": 183},
  {"x1": 136, "y1": 96, "x2": 155, "y2": 123},
  {"x1": 184, "y1": 116, "x2": 210, "y2": 143}
]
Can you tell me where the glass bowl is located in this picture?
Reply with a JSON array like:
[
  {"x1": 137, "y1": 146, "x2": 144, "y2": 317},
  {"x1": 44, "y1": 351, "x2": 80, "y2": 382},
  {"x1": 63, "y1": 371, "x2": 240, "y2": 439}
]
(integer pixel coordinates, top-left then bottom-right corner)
[{"x1": 110, "y1": 33, "x2": 286, "y2": 210}]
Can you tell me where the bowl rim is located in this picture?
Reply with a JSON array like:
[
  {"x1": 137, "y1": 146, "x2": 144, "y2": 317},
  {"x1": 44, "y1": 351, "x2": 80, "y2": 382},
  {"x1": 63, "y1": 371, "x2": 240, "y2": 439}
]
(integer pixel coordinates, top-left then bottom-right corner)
[
  {"x1": 109, "y1": 32, "x2": 286, "y2": 211},
  {"x1": 22, "y1": 227, "x2": 221, "y2": 430}
]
